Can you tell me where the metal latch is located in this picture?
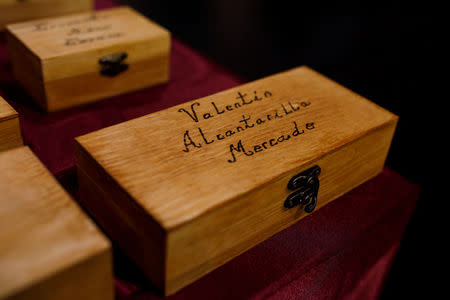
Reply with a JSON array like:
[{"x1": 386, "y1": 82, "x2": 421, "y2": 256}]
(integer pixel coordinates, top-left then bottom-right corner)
[
  {"x1": 99, "y1": 52, "x2": 128, "y2": 77},
  {"x1": 284, "y1": 165, "x2": 321, "y2": 213}
]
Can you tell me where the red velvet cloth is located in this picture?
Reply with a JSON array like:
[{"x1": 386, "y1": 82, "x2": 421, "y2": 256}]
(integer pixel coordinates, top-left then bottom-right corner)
[{"x1": 0, "y1": 1, "x2": 419, "y2": 299}]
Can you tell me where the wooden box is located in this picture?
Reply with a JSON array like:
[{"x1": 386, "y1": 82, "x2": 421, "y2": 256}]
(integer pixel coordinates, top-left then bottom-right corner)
[
  {"x1": 75, "y1": 66, "x2": 398, "y2": 295},
  {"x1": 0, "y1": 96, "x2": 22, "y2": 152},
  {"x1": 0, "y1": 147, "x2": 113, "y2": 300},
  {"x1": 0, "y1": 0, "x2": 93, "y2": 30},
  {"x1": 5, "y1": 6, "x2": 170, "y2": 112}
]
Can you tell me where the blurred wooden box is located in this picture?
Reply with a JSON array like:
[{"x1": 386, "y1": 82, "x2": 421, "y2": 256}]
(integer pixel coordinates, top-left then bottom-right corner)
[
  {"x1": 0, "y1": 147, "x2": 113, "y2": 300},
  {"x1": 0, "y1": 0, "x2": 93, "y2": 30},
  {"x1": 75, "y1": 66, "x2": 398, "y2": 295},
  {"x1": 5, "y1": 6, "x2": 170, "y2": 112},
  {"x1": 0, "y1": 96, "x2": 22, "y2": 151}
]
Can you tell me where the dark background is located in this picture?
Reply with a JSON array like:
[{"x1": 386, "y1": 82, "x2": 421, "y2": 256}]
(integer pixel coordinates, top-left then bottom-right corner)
[{"x1": 120, "y1": 3, "x2": 441, "y2": 298}]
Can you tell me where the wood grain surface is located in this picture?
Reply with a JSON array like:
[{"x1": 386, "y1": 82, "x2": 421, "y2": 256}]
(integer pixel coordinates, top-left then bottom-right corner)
[
  {"x1": 0, "y1": 0, "x2": 93, "y2": 30},
  {"x1": 0, "y1": 96, "x2": 17, "y2": 121},
  {"x1": 0, "y1": 96, "x2": 22, "y2": 152},
  {"x1": 0, "y1": 147, "x2": 113, "y2": 300},
  {"x1": 76, "y1": 66, "x2": 398, "y2": 295},
  {"x1": 6, "y1": 6, "x2": 170, "y2": 111}
]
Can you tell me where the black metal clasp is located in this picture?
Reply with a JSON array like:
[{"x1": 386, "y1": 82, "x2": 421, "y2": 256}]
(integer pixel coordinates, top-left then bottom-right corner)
[
  {"x1": 99, "y1": 52, "x2": 128, "y2": 77},
  {"x1": 284, "y1": 165, "x2": 321, "y2": 213}
]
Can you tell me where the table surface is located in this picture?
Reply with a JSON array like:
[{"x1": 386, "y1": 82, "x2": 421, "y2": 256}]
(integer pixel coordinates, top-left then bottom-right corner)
[{"x1": 0, "y1": 0, "x2": 420, "y2": 299}]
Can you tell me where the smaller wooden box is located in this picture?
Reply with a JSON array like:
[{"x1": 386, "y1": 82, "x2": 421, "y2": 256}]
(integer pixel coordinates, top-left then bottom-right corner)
[
  {"x1": 0, "y1": 147, "x2": 113, "y2": 300},
  {"x1": 76, "y1": 66, "x2": 398, "y2": 295},
  {"x1": 6, "y1": 6, "x2": 170, "y2": 112},
  {"x1": 0, "y1": 96, "x2": 22, "y2": 152},
  {"x1": 0, "y1": 0, "x2": 93, "y2": 30}
]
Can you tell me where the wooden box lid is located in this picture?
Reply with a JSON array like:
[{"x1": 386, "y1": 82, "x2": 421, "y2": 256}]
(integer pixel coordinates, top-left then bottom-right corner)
[
  {"x1": 6, "y1": 6, "x2": 170, "y2": 111},
  {"x1": 0, "y1": 0, "x2": 93, "y2": 30},
  {"x1": 0, "y1": 96, "x2": 22, "y2": 152},
  {"x1": 0, "y1": 147, "x2": 113, "y2": 300},
  {"x1": 76, "y1": 66, "x2": 398, "y2": 295}
]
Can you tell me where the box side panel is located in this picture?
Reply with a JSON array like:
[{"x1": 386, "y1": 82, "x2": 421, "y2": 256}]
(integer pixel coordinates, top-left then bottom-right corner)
[
  {"x1": 76, "y1": 143, "x2": 167, "y2": 291},
  {"x1": 5, "y1": 31, "x2": 47, "y2": 110},
  {"x1": 165, "y1": 120, "x2": 397, "y2": 295},
  {"x1": 5, "y1": 249, "x2": 113, "y2": 300},
  {"x1": 0, "y1": 117, "x2": 23, "y2": 152},
  {"x1": 0, "y1": 0, "x2": 92, "y2": 30},
  {"x1": 44, "y1": 35, "x2": 170, "y2": 111}
]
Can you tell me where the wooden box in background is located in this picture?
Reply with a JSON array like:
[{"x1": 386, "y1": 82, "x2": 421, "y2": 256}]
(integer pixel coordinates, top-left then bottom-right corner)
[
  {"x1": 6, "y1": 6, "x2": 170, "y2": 112},
  {"x1": 0, "y1": 96, "x2": 22, "y2": 152},
  {"x1": 76, "y1": 66, "x2": 398, "y2": 295},
  {"x1": 0, "y1": 147, "x2": 113, "y2": 300},
  {"x1": 0, "y1": 0, "x2": 93, "y2": 30}
]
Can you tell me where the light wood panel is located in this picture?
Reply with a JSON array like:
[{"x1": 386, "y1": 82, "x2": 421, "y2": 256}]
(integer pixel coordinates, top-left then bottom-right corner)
[
  {"x1": 0, "y1": 0, "x2": 93, "y2": 30},
  {"x1": 0, "y1": 96, "x2": 17, "y2": 120},
  {"x1": 76, "y1": 66, "x2": 398, "y2": 295},
  {"x1": 0, "y1": 96, "x2": 22, "y2": 151},
  {"x1": 0, "y1": 147, "x2": 113, "y2": 300},
  {"x1": 6, "y1": 6, "x2": 170, "y2": 111}
]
